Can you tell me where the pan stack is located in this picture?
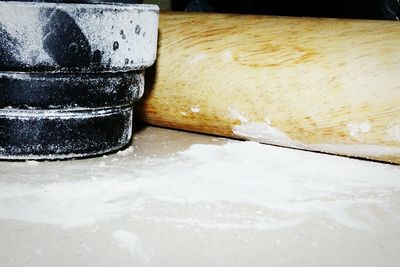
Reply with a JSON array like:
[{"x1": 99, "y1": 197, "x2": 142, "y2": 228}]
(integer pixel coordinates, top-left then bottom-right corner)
[{"x1": 0, "y1": 1, "x2": 159, "y2": 159}]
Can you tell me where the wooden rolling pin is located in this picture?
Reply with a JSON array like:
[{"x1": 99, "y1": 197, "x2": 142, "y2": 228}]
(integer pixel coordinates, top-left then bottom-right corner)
[{"x1": 136, "y1": 12, "x2": 400, "y2": 164}]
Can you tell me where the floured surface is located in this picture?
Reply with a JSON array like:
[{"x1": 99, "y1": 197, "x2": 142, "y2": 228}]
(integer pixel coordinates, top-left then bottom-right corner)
[{"x1": 0, "y1": 126, "x2": 399, "y2": 267}]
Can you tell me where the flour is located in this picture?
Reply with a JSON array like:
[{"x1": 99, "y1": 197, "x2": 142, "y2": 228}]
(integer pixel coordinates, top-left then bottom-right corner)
[
  {"x1": 117, "y1": 146, "x2": 135, "y2": 156},
  {"x1": 112, "y1": 229, "x2": 148, "y2": 260},
  {"x1": 221, "y1": 50, "x2": 234, "y2": 62},
  {"x1": 191, "y1": 106, "x2": 200, "y2": 113},
  {"x1": 387, "y1": 123, "x2": 400, "y2": 142},
  {"x1": 230, "y1": 107, "x2": 303, "y2": 148},
  {"x1": 0, "y1": 2, "x2": 159, "y2": 70},
  {"x1": 0, "y1": 140, "x2": 399, "y2": 231},
  {"x1": 346, "y1": 121, "x2": 371, "y2": 137},
  {"x1": 233, "y1": 121, "x2": 303, "y2": 148},
  {"x1": 229, "y1": 107, "x2": 249, "y2": 124},
  {"x1": 230, "y1": 109, "x2": 400, "y2": 159},
  {"x1": 190, "y1": 52, "x2": 207, "y2": 64}
]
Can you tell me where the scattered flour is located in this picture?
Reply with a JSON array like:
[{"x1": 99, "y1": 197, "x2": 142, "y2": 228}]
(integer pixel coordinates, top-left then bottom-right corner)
[
  {"x1": 112, "y1": 229, "x2": 148, "y2": 260},
  {"x1": 346, "y1": 121, "x2": 371, "y2": 137},
  {"x1": 229, "y1": 107, "x2": 249, "y2": 124},
  {"x1": 0, "y1": 1, "x2": 159, "y2": 70},
  {"x1": 25, "y1": 160, "x2": 40, "y2": 166},
  {"x1": 0, "y1": 141, "x2": 399, "y2": 231},
  {"x1": 117, "y1": 146, "x2": 135, "y2": 156},
  {"x1": 221, "y1": 50, "x2": 234, "y2": 62},
  {"x1": 387, "y1": 123, "x2": 400, "y2": 142},
  {"x1": 190, "y1": 52, "x2": 207, "y2": 64},
  {"x1": 230, "y1": 108, "x2": 400, "y2": 159},
  {"x1": 230, "y1": 107, "x2": 302, "y2": 148},
  {"x1": 233, "y1": 121, "x2": 302, "y2": 148},
  {"x1": 191, "y1": 106, "x2": 200, "y2": 113}
]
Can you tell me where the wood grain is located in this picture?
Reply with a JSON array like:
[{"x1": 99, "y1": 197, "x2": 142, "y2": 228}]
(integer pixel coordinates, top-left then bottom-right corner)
[{"x1": 136, "y1": 12, "x2": 400, "y2": 164}]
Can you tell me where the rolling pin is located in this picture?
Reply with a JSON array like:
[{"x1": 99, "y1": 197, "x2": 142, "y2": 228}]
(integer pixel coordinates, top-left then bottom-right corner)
[{"x1": 136, "y1": 12, "x2": 400, "y2": 164}]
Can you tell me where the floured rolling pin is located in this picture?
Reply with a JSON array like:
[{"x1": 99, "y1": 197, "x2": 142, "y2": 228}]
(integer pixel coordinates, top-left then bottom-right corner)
[
  {"x1": 137, "y1": 12, "x2": 400, "y2": 164},
  {"x1": 0, "y1": 1, "x2": 159, "y2": 159}
]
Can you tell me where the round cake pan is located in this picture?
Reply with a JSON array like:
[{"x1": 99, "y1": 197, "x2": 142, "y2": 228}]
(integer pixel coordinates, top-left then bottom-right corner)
[
  {"x1": 0, "y1": 107, "x2": 133, "y2": 160},
  {"x1": 0, "y1": 1, "x2": 159, "y2": 72},
  {"x1": 0, "y1": 71, "x2": 144, "y2": 109}
]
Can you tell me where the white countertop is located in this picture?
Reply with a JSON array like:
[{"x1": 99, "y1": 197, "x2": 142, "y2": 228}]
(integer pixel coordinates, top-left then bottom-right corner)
[{"x1": 1, "y1": 126, "x2": 399, "y2": 267}]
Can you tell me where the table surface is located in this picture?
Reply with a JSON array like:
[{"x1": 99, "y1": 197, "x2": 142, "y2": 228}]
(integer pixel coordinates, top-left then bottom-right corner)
[{"x1": 1, "y1": 126, "x2": 399, "y2": 267}]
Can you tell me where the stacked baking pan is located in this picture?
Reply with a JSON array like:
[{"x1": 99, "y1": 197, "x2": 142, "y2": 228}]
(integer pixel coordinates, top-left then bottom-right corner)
[{"x1": 0, "y1": 1, "x2": 159, "y2": 159}]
